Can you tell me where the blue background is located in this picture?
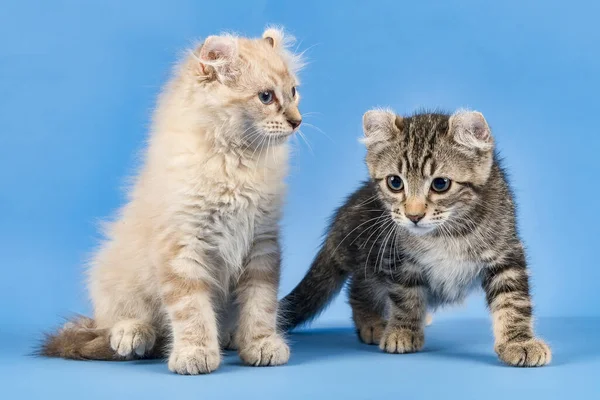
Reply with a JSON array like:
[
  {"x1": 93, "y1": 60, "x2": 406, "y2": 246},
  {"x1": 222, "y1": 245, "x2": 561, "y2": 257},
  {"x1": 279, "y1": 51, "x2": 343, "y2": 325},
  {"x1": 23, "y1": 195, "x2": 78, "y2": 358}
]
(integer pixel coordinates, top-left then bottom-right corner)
[{"x1": 1, "y1": 0, "x2": 599, "y2": 398}]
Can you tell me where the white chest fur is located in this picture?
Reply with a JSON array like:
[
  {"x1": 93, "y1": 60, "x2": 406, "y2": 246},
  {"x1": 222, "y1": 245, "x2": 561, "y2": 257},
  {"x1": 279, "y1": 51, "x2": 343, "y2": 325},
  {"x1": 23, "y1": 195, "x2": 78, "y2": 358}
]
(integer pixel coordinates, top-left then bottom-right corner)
[
  {"x1": 171, "y1": 145, "x2": 286, "y2": 274},
  {"x1": 408, "y1": 236, "x2": 484, "y2": 305}
]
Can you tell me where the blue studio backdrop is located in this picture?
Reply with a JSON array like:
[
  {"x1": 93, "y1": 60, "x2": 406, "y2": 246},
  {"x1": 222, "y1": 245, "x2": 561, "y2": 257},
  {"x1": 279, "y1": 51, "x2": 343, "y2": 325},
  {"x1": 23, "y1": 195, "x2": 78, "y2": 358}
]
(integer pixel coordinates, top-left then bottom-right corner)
[{"x1": 1, "y1": 1, "x2": 599, "y2": 399}]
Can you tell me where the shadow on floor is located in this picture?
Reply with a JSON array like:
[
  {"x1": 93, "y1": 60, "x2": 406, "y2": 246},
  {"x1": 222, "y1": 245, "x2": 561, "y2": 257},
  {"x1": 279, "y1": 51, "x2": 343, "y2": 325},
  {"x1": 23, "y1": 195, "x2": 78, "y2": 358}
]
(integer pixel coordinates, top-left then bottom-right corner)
[
  {"x1": 8, "y1": 317, "x2": 600, "y2": 372},
  {"x1": 283, "y1": 317, "x2": 600, "y2": 367}
]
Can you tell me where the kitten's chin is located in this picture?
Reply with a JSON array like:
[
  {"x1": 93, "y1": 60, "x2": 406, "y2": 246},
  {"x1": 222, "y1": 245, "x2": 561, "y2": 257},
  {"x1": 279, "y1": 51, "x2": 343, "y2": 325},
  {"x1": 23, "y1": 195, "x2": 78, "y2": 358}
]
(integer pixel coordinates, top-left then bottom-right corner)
[
  {"x1": 242, "y1": 132, "x2": 292, "y2": 149},
  {"x1": 268, "y1": 132, "x2": 294, "y2": 144},
  {"x1": 403, "y1": 225, "x2": 436, "y2": 236}
]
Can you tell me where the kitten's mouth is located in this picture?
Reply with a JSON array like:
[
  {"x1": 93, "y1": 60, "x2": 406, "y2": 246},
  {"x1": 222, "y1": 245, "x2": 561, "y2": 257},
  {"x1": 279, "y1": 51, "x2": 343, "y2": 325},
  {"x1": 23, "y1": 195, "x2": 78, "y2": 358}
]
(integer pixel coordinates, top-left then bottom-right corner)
[
  {"x1": 243, "y1": 131, "x2": 292, "y2": 149},
  {"x1": 266, "y1": 132, "x2": 294, "y2": 143},
  {"x1": 403, "y1": 224, "x2": 436, "y2": 235},
  {"x1": 392, "y1": 216, "x2": 436, "y2": 235}
]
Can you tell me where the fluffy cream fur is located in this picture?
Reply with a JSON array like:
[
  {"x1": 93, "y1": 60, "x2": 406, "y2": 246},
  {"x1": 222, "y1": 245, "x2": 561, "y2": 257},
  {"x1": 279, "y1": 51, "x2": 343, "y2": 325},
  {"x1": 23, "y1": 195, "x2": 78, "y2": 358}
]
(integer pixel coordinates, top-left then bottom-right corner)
[{"x1": 43, "y1": 27, "x2": 304, "y2": 375}]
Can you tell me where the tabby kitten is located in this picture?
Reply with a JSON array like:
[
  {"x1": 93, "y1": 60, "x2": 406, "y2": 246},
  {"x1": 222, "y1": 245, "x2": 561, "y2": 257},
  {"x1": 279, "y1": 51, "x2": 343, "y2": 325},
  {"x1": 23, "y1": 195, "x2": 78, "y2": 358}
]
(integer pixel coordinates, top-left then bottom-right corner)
[
  {"x1": 279, "y1": 109, "x2": 551, "y2": 367},
  {"x1": 41, "y1": 28, "x2": 303, "y2": 374}
]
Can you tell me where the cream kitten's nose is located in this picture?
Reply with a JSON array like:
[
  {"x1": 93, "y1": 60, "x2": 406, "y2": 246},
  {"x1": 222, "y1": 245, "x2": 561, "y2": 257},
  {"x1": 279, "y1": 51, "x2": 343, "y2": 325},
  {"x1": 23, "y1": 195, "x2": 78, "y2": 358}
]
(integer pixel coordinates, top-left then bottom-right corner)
[
  {"x1": 284, "y1": 107, "x2": 302, "y2": 130},
  {"x1": 287, "y1": 117, "x2": 302, "y2": 130}
]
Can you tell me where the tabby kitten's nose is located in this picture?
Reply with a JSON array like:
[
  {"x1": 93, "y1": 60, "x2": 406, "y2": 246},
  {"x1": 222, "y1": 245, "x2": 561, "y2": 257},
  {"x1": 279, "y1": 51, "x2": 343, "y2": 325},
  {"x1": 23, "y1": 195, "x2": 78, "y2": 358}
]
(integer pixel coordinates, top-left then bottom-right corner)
[
  {"x1": 406, "y1": 213, "x2": 425, "y2": 224},
  {"x1": 287, "y1": 118, "x2": 302, "y2": 130}
]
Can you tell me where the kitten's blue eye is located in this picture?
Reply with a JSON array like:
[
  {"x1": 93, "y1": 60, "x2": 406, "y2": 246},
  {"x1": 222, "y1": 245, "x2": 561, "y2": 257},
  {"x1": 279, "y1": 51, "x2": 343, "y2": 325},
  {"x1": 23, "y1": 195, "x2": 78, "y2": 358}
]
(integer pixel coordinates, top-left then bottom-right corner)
[
  {"x1": 386, "y1": 175, "x2": 404, "y2": 192},
  {"x1": 431, "y1": 177, "x2": 451, "y2": 193},
  {"x1": 258, "y1": 90, "x2": 275, "y2": 105}
]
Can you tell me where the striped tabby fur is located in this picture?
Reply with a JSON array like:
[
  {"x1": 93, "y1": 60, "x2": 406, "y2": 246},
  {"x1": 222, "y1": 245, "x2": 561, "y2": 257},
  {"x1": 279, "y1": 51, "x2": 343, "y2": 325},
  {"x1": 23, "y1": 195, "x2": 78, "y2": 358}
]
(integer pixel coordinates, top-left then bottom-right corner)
[{"x1": 279, "y1": 109, "x2": 551, "y2": 367}]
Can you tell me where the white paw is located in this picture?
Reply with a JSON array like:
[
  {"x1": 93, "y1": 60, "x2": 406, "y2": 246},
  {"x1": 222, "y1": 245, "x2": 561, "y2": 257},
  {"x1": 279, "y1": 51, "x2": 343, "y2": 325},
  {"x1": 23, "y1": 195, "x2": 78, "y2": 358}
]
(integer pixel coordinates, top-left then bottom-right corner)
[
  {"x1": 425, "y1": 313, "x2": 433, "y2": 327},
  {"x1": 238, "y1": 335, "x2": 290, "y2": 367},
  {"x1": 109, "y1": 320, "x2": 156, "y2": 358},
  {"x1": 168, "y1": 345, "x2": 221, "y2": 375}
]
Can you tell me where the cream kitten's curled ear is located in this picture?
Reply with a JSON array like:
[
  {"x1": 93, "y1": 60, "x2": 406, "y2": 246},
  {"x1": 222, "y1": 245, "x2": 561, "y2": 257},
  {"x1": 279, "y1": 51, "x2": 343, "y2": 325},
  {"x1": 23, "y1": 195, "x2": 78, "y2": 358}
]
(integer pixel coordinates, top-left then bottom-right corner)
[
  {"x1": 262, "y1": 26, "x2": 305, "y2": 74},
  {"x1": 262, "y1": 27, "x2": 285, "y2": 48},
  {"x1": 449, "y1": 110, "x2": 494, "y2": 151},
  {"x1": 361, "y1": 108, "x2": 401, "y2": 146},
  {"x1": 197, "y1": 35, "x2": 239, "y2": 81}
]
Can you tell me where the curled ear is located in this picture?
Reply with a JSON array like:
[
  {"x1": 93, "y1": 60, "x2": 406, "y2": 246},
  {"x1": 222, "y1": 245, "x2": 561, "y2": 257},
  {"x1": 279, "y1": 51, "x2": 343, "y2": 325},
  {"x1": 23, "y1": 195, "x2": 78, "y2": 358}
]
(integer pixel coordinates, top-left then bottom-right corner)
[
  {"x1": 262, "y1": 27, "x2": 285, "y2": 48},
  {"x1": 361, "y1": 108, "x2": 402, "y2": 146},
  {"x1": 197, "y1": 35, "x2": 238, "y2": 80},
  {"x1": 449, "y1": 110, "x2": 493, "y2": 151}
]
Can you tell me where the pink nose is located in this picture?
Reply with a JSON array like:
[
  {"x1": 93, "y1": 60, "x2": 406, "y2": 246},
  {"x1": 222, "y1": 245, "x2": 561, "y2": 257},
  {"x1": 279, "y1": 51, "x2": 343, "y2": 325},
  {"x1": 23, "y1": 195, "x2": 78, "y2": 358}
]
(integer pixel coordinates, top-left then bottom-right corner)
[
  {"x1": 287, "y1": 118, "x2": 302, "y2": 129},
  {"x1": 406, "y1": 213, "x2": 425, "y2": 224}
]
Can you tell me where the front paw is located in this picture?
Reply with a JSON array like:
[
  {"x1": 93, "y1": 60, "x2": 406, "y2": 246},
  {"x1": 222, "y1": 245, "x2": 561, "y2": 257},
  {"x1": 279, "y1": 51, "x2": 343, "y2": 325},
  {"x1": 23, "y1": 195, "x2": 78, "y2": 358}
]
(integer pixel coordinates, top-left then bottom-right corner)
[
  {"x1": 495, "y1": 339, "x2": 552, "y2": 367},
  {"x1": 168, "y1": 345, "x2": 221, "y2": 375},
  {"x1": 379, "y1": 327, "x2": 424, "y2": 354},
  {"x1": 238, "y1": 335, "x2": 290, "y2": 367}
]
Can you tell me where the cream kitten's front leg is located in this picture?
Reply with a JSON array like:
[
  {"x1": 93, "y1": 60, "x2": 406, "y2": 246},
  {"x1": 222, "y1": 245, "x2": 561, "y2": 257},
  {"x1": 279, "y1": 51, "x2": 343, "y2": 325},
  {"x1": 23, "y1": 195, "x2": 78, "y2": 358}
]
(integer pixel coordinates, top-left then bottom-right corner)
[
  {"x1": 235, "y1": 235, "x2": 290, "y2": 366},
  {"x1": 161, "y1": 249, "x2": 221, "y2": 375}
]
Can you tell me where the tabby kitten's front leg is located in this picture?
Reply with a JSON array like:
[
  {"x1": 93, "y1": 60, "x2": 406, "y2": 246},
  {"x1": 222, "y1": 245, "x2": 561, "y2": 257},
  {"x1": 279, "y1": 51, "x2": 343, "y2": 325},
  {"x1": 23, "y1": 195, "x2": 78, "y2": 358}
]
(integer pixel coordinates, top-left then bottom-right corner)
[
  {"x1": 235, "y1": 235, "x2": 290, "y2": 366},
  {"x1": 482, "y1": 245, "x2": 551, "y2": 367},
  {"x1": 380, "y1": 271, "x2": 427, "y2": 354}
]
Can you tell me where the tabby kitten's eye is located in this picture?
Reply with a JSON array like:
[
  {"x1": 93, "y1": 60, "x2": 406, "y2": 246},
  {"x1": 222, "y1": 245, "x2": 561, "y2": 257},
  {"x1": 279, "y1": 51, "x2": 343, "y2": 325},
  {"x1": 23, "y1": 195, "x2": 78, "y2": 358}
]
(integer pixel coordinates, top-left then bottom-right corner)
[
  {"x1": 291, "y1": 86, "x2": 296, "y2": 97},
  {"x1": 386, "y1": 175, "x2": 404, "y2": 192},
  {"x1": 431, "y1": 177, "x2": 451, "y2": 193},
  {"x1": 258, "y1": 90, "x2": 275, "y2": 105}
]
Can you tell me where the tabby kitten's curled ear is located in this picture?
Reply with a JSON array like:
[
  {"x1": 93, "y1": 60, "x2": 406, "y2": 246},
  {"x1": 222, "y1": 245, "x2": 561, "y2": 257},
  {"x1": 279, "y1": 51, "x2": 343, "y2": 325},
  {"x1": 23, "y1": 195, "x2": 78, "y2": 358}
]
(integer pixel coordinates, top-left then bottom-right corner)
[
  {"x1": 449, "y1": 110, "x2": 494, "y2": 151},
  {"x1": 198, "y1": 35, "x2": 239, "y2": 81},
  {"x1": 362, "y1": 109, "x2": 402, "y2": 146}
]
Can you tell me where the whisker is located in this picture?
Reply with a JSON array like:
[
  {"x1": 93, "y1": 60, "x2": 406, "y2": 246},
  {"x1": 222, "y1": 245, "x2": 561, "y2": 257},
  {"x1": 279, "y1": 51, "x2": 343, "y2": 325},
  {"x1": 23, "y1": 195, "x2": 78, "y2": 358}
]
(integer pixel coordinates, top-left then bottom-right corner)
[
  {"x1": 364, "y1": 219, "x2": 395, "y2": 279},
  {"x1": 329, "y1": 213, "x2": 389, "y2": 256},
  {"x1": 302, "y1": 122, "x2": 334, "y2": 143},
  {"x1": 301, "y1": 111, "x2": 322, "y2": 117},
  {"x1": 356, "y1": 194, "x2": 380, "y2": 207},
  {"x1": 297, "y1": 129, "x2": 314, "y2": 155},
  {"x1": 376, "y1": 221, "x2": 396, "y2": 274}
]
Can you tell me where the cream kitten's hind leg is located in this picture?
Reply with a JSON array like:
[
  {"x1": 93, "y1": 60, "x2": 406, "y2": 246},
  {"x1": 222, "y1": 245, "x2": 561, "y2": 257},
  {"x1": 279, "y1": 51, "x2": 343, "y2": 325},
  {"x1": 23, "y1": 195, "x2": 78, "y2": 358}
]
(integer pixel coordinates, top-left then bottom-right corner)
[
  {"x1": 110, "y1": 319, "x2": 156, "y2": 358},
  {"x1": 235, "y1": 237, "x2": 289, "y2": 367}
]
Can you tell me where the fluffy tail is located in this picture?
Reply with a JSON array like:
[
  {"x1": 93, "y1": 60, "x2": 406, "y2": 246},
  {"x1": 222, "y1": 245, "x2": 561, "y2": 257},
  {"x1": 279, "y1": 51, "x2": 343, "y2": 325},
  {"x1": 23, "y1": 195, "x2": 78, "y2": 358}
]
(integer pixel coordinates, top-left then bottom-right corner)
[
  {"x1": 278, "y1": 245, "x2": 349, "y2": 331},
  {"x1": 38, "y1": 316, "x2": 118, "y2": 360}
]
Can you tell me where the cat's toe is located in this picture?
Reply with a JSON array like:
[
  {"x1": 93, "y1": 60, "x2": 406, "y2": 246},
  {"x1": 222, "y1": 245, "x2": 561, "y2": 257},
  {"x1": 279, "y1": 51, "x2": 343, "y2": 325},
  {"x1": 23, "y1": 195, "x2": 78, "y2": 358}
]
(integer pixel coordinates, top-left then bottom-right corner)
[
  {"x1": 357, "y1": 322, "x2": 385, "y2": 345},
  {"x1": 496, "y1": 339, "x2": 552, "y2": 367},
  {"x1": 109, "y1": 320, "x2": 156, "y2": 358},
  {"x1": 379, "y1": 327, "x2": 424, "y2": 354},
  {"x1": 168, "y1": 345, "x2": 221, "y2": 375},
  {"x1": 238, "y1": 334, "x2": 290, "y2": 366}
]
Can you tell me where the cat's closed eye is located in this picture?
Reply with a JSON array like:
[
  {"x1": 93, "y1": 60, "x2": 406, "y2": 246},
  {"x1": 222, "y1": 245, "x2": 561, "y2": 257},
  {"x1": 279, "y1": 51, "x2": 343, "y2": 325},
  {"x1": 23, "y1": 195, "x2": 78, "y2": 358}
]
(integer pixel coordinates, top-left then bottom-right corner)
[{"x1": 291, "y1": 86, "x2": 296, "y2": 97}]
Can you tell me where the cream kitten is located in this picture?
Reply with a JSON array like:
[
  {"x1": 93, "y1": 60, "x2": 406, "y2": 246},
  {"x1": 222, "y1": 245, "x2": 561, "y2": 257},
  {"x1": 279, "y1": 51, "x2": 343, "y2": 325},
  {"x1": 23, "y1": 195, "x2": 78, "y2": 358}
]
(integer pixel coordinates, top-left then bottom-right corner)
[{"x1": 41, "y1": 27, "x2": 304, "y2": 375}]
